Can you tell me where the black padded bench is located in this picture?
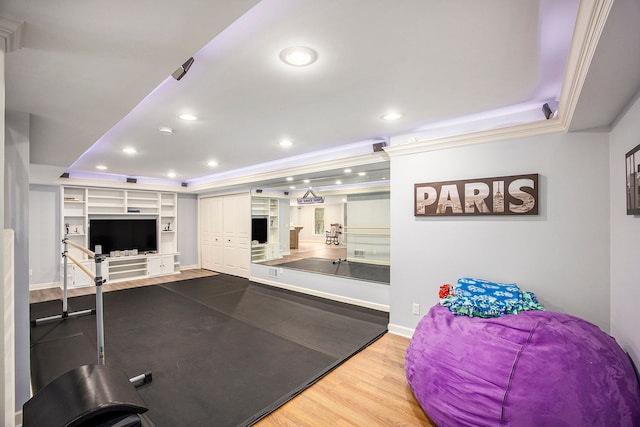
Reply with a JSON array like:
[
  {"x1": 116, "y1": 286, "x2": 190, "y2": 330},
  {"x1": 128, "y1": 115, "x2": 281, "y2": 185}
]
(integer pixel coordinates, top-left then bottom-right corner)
[{"x1": 23, "y1": 364, "x2": 148, "y2": 427}]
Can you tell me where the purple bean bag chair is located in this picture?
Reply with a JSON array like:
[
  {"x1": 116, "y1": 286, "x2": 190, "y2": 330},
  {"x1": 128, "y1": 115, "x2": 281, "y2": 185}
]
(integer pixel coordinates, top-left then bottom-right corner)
[{"x1": 405, "y1": 304, "x2": 640, "y2": 427}]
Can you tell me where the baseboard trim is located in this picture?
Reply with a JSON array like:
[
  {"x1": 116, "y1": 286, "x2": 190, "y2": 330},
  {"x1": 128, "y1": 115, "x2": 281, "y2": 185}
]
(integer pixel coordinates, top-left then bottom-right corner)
[
  {"x1": 15, "y1": 409, "x2": 22, "y2": 426},
  {"x1": 344, "y1": 258, "x2": 390, "y2": 266},
  {"x1": 29, "y1": 281, "x2": 60, "y2": 291},
  {"x1": 388, "y1": 323, "x2": 415, "y2": 338},
  {"x1": 179, "y1": 264, "x2": 199, "y2": 271},
  {"x1": 250, "y1": 276, "x2": 390, "y2": 312}
]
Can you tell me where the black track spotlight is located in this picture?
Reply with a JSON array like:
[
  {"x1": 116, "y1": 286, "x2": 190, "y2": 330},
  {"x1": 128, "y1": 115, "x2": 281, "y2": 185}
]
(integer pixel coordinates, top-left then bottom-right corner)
[
  {"x1": 542, "y1": 100, "x2": 558, "y2": 120},
  {"x1": 172, "y1": 57, "x2": 195, "y2": 81}
]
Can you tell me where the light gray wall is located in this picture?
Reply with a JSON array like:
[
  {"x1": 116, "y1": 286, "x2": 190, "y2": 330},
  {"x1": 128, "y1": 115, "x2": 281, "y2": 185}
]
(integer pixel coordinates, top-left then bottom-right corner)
[
  {"x1": 29, "y1": 185, "x2": 60, "y2": 285},
  {"x1": 609, "y1": 91, "x2": 640, "y2": 364},
  {"x1": 5, "y1": 111, "x2": 31, "y2": 410},
  {"x1": 390, "y1": 131, "x2": 610, "y2": 333},
  {"x1": 177, "y1": 193, "x2": 199, "y2": 267}
]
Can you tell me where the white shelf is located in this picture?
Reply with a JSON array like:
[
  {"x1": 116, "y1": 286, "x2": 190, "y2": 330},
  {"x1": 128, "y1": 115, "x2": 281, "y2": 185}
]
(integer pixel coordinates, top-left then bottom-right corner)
[
  {"x1": 251, "y1": 197, "x2": 280, "y2": 262},
  {"x1": 62, "y1": 185, "x2": 179, "y2": 285}
]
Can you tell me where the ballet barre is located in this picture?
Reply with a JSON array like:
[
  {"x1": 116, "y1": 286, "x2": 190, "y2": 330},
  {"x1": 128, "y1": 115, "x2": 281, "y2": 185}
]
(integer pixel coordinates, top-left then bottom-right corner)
[
  {"x1": 66, "y1": 239, "x2": 107, "y2": 366},
  {"x1": 333, "y1": 226, "x2": 390, "y2": 264},
  {"x1": 32, "y1": 237, "x2": 152, "y2": 387},
  {"x1": 31, "y1": 237, "x2": 97, "y2": 327},
  {"x1": 342, "y1": 232, "x2": 391, "y2": 237}
]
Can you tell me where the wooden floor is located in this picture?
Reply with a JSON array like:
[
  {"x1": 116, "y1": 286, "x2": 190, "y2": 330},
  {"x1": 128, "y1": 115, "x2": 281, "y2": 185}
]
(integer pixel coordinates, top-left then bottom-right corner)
[
  {"x1": 29, "y1": 268, "x2": 218, "y2": 304},
  {"x1": 29, "y1": 270, "x2": 434, "y2": 426},
  {"x1": 256, "y1": 332, "x2": 435, "y2": 427},
  {"x1": 263, "y1": 241, "x2": 342, "y2": 266}
]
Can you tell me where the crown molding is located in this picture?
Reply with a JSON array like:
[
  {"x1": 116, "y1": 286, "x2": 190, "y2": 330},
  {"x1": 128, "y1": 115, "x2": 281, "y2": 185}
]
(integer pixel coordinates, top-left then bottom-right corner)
[
  {"x1": 0, "y1": 16, "x2": 24, "y2": 53},
  {"x1": 557, "y1": 0, "x2": 614, "y2": 130},
  {"x1": 385, "y1": 119, "x2": 565, "y2": 158},
  {"x1": 385, "y1": 0, "x2": 613, "y2": 159}
]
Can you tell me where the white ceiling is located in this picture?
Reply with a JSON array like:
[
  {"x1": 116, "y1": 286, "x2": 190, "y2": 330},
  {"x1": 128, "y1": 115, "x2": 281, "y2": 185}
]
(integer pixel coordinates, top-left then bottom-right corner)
[{"x1": 3, "y1": 0, "x2": 640, "y2": 190}]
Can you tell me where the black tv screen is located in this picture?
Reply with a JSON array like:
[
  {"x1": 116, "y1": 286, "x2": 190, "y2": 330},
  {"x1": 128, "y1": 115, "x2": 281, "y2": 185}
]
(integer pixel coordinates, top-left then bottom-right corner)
[
  {"x1": 89, "y1": 219, "x2": 157, "y2": 255},
  {"x1": 251, "y1": 217, "x2": 268, "y2": 243}
]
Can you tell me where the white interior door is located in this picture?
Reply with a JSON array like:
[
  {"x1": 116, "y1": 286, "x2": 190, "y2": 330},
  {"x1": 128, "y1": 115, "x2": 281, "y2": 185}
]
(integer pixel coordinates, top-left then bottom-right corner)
[
  {"x1": 222, "y1": 194, "x2": 250, "y2": 278},
  {"x1": 199, "y1": 197, "x2": 223, "y2": 271},
  {"x1": 200, "y1": 194, "x2": 248, "y2": 277}
]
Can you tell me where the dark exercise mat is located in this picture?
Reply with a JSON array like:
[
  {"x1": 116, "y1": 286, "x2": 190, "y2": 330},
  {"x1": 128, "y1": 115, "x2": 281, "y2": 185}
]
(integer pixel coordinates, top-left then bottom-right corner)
[{"x1": 30, "y1": 275, "x2": 388, "y2": 427}]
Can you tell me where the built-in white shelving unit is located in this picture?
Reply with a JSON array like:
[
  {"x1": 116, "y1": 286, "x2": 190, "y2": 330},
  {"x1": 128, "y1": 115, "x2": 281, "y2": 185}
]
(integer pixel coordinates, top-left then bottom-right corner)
[
  {"x1": 251, "y1": 197, "x2": 281, "y2": 262},
  {"x1": 61, "y1": 186, "x2": 179, "y2": 287}
]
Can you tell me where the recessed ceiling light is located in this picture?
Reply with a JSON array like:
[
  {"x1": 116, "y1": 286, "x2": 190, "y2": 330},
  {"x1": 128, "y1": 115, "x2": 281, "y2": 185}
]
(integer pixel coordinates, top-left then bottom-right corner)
[
  {"x1": 279, "y1": 46, "x2": 318, "y2": 67},
  {"x1": 289, "y1": 186, "x2": 296, "y2": 190},
  {"x1": 344, "y1": 168, "x2": 352, "y2": 174},
  {"x1": 207, "y1": 160, "x2": 218, "y2": 167},
  {"x1": 168, "y1": 172, "x2": 177, "y2": 178},
  {"x1": 358, "y1": 172, "x2": 366, "y2": 176},
  {"x1": 335, "y1": 180, "x2": 342, "y2": 185},
  {"x1": 122, "y1": 147, "x2": 137, "y2": 154},
  {"x1": 279, "y1": 139, "x2": 293, "y2": 147},
  {"x1": 158, "y1": 126, "x2": 173, "y2": 135},
  {"x1": 286, "y1": 177, "x2": 294, "y2": 182},
  {"x1": 303, "y1": 179, "x2": 310, "y2": 184},
  {"x1": 381, "y1": 112, "x2": 403, "y2": 121},
  {"x1": 178, "y1": 113, "x2": 198, "y2": 121},
  {"x1": 96, "y1": 165, "x2": 108, "y2": 170}
]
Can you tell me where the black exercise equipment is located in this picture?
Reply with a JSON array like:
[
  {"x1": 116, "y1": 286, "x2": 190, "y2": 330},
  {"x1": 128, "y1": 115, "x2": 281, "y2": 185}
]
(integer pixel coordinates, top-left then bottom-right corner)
[{"x1": 22, "y1": 364, "x2": 148, "y2": 427}]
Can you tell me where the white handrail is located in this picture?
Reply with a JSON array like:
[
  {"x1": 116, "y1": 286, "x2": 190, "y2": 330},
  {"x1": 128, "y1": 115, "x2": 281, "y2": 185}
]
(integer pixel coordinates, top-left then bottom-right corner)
[
  {"x1": 64, "y1": 239, "x2": 96, "y2": 258},
  {"x1": 65, "y1": 252, "x2": 96, "y2": 280}
]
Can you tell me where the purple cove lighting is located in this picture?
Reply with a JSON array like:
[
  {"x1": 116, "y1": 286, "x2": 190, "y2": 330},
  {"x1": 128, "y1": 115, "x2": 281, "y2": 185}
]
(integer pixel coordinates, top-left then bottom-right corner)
[{"x1": 185, "y1": 138, "x2": 379, "y2": 187}]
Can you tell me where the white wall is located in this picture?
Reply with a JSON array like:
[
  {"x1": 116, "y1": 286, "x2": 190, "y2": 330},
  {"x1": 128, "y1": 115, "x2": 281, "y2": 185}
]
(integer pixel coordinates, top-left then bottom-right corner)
[
  {"x1": 609, "y1": 92, "x2": 640, "y2": 364},
  {"x1": 278, "y1": 199, "x2": 290, "y2": 254},
  {"x1": 177, "y1": 194, "x2": 198, "y2": 268},
  {"x1": 292, "y1": 197, "x2": 344, "y2": 243},
  {"x1": 5, "y1": 111, "x2": 31, "y2": 411},
  {"x1": 29, "y1": 185, "x2": 60, "y2": 286},
  {"x1": 346, "y1": 192, "x2": 390, "y2": 264},
  {"x1": 389, "y1": 131, "x2": 610, "y2": 334}
]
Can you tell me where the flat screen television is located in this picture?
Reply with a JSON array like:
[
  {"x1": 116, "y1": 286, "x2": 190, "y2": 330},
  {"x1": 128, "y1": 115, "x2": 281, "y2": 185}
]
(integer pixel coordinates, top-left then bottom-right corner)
[
  {"x1": 89, "y1": 219, "x2": 157, "y2": 255},
  {"x1": 251, "y1": 217, "x2": 268, "y2": 244}
]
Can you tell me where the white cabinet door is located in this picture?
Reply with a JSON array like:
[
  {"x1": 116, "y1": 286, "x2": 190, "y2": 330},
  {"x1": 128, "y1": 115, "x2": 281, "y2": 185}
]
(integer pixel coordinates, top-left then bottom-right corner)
[
  {"x1": 147, "y1": 256, "x2": 162, "y2": 276},
  {"x1": 148, "y1": 255, "x2": 174, "y2": 276},
  {"x1": 200, "y1": 194, "x2": 249, "y2": 278},
  {"x1": 222, "y1": 194, "x2": 250, "y2": 278},
  {"x1": 71, "y1": 262, "x2": 95, "y2": 288},
  {"x1": 200, "y1": 197, "x2": 224, "y2": 272},
  {"x1": 160, "y1": 254, "x2": 175, "y2": 274}
]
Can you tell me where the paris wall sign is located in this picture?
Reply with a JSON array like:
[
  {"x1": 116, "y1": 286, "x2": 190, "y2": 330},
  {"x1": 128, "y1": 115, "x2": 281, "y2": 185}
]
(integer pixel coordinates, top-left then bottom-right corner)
[{"x1": 414, "y1": 174, "x2": 539, "y2": 217}]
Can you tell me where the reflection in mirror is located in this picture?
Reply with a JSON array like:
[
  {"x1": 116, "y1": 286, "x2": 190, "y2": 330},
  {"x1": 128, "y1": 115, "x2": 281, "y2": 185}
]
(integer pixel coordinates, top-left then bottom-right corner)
[{"x1": 250, "y1": 162, "x2": 390, "y2": 284}]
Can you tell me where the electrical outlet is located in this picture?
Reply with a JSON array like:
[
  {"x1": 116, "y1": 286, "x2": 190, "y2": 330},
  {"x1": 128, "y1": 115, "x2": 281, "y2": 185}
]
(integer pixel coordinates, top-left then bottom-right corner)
[
  {"x1": 29, "y1": 269, "x2": 33, "y2": 276},
  {"x1": 412, "y1": 303, "x2": 420, "y2": 315}
]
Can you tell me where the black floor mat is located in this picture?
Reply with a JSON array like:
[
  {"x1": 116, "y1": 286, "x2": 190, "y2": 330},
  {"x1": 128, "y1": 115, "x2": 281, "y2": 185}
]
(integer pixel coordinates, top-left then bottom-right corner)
[
  {"x1": 30, "y1": 275, "x2": 388, "y2": 426},
  {"x1": 275, "y1": 257, "x2": 390, "y2": 283}
]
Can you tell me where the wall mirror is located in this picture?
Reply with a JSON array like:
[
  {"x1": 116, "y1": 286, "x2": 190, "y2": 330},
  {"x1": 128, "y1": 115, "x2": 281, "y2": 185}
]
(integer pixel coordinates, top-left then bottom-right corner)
[{"x1": 250, "y1": 161, "x2": 390, "y2": 284}]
